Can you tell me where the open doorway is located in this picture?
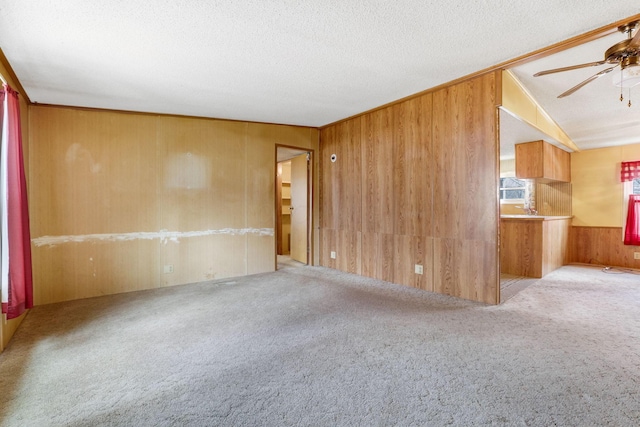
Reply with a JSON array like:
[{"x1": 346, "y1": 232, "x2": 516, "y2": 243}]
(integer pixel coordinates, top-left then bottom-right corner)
[{"x1": 276, "y1": 146, "x2": 312, "y2": 270}]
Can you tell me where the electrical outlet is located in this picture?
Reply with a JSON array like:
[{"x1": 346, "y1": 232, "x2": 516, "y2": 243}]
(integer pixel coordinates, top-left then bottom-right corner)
[
  {"x1": 330, "y1": 251, "x2": 336, "y2": 259},
  {"x1": 415, "y1": 264, "x2": 423, "y2": 275},
  {"x1": 634, "y1": 252, "x2": 640, "y2": 260},
  {"x1": 164, "y1": 264, "x2": 174, "y2": 274}
]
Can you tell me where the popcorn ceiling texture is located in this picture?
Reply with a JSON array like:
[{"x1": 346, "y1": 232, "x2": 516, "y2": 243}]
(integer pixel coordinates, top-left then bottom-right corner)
[{"x1": 0, "y1": 1, "x2": 638, "y2": 127}]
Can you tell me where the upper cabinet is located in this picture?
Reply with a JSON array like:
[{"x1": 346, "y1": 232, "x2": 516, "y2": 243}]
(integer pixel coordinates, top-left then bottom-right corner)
[{"x1": 516, "y1": 140, "x2": 571, "y2": 182}]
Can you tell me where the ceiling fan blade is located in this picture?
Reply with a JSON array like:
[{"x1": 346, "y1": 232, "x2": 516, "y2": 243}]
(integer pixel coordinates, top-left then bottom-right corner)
[
  {"x1": 628, "y1": 25, "x2": 640, "y2": 50},
  {"x1": 557, "y1": 65, "x2": 618, "y2": 98},
  {"x1": 534, "y1": 61, "x2": 608, "y2": 77}
]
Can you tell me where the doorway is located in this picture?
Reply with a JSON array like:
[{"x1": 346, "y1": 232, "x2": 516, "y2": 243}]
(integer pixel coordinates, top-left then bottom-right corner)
[{"x1": 276, "y1": 146, "x2": 312, "y2": 270}]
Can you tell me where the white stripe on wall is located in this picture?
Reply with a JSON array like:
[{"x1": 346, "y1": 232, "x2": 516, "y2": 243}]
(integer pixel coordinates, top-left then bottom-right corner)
[{"x1": 32, "y1": 228, "x2": 275, "y2": 247}]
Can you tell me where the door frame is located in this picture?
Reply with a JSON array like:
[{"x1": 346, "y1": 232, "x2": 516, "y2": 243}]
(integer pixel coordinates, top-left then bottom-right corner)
[{"x1": 275, "y1": 145, "x2": 314, "y2": 269}]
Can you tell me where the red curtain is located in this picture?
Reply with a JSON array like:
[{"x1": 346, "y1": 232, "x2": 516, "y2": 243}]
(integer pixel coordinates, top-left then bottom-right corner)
[
  {"x1": 1, "y1": 85, "x2": 33, "y2": 319},
  {"x1": 621, "y1": 160, "x2": 640, "y2": 182},
  {"x1": 624, "y1": 195, "x2": 640, "y2": 246}
]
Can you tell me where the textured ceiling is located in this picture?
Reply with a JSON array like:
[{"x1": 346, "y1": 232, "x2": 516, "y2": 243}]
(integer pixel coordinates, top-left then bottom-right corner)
[
  {"x1": 512, "y1": 30, "x2": 640, "y2": 151},
  {"x1": 0, "y1": 1, "x2": 639, "y2": 132}
]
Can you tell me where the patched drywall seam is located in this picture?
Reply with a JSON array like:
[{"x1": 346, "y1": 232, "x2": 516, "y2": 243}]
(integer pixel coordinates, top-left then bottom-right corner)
[{"x1": 32, "y1": 228, "x2": 274, "y2": 247}]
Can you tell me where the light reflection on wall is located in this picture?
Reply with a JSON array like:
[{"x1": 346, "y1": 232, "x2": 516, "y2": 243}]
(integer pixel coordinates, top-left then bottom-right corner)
[{"x1": 165, "y1": 152, "x2": 210, "y2": 189}]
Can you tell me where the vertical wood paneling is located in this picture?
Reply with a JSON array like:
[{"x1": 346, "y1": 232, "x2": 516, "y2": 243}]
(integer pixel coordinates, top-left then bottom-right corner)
[
  {"x1": 158, "y1": 117, "x2": 248, "y2": 280},
  {"x1": 361, "y1": 232, "x2": 394, "y2": 282},
  {"x1": 337, "y1": 230, "x2": 361, "y2": 275},
  {"x1": 321, "y1": 228, "x2": 337, "y2": 270},
  {"x1": 319, "y1": 73, "x2": 499, "y2": 304},
  {"x1": 500, "y1": 220, "x2": 543, "y2": 278},
  {"x1": 30, "y1": 107, "x2": 160, "y2": 237},
  {"x1": 319, "y1": 125, "x2": 336, "y2": 230},
  {"x1": 536, "y1": 181, "x2": 572, "y2": 216},
  {"x1": 394, "y1": 235, "x2": 433, "y2": 291},
  {"x1": 434, "y1": 238, "x2": 497, "y2": 303},
  {"x1": 393, "y1": 94, "x2": 433, "y2": 237},
  {"x1": 362, "y1": 107, "x2": 394, "y2": 235},
  {"x1": 29, "y1": 105, "x2": 317, "y2": 305},
  {"x1": 569, "y1": 226, "x2": 640, "y2": 269},
  {"x1": 337, "y1": 118, "x2": 362, "y2": 232},
  {"x1": 500, "y1": 218, "x2": 570, "y2": 278},
  {"x1": 542, "y1": 219, "x2": 570, "y2": 276},
  {"x1": 432, "y1": 73, "x2": 499, "y2": 304},
  {"x1": 433, "y1": 74, "x2": 498, "y2": 243}
]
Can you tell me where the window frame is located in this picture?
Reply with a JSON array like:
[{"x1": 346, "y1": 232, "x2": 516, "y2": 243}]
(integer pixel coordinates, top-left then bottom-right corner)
[{"x1": 499, "y1": 177, "x2": 526, "y2": 204}]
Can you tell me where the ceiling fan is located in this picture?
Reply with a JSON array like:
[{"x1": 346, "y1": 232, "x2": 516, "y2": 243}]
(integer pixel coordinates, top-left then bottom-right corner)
[{"x1": 534, "y1": 21, "x2": 640, "y2": 99}]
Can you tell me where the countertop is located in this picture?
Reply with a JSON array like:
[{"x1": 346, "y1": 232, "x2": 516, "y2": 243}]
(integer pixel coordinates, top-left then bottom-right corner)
[{"x1": 500, "y1": 215, "x2": 572, "y2": 221}]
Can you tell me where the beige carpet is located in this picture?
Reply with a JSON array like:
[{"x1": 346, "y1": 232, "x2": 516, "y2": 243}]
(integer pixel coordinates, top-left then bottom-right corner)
[
  {"x1": 500, "y1": 273, "x2": 539, "y2": 303},
  {"x1": 1, "y1": 265, "x2": 639, "y2": 426}
]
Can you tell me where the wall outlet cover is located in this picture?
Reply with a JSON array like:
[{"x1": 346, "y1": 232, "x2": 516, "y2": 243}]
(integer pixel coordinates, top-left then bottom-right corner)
[
  {"x1": 330, "y1": 251, "x2": 336, "y2": 259},
  {"x1": 415, "y1": 264, "x2": 423, "y2": 275},
  {"x1": 164, "y1": 265, "x2": 174, "y2": 274},
  {"x1": 634, "y1": 252, "x2": 640, "y2": 260}
]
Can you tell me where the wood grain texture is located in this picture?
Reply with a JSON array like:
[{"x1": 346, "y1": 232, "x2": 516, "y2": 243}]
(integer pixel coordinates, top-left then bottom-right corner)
[
  {"x1": 434, "y1": 238, "x2": 497, "y2": 304},
  {"x1": 320, "y1": 228, "x2": 336, "y2": 269},
  {"x1": 432, "y1": 73, "x2": 498, "y2": 243},
  {"x1": 319, "y1": 119, "x2": 361, "y2": 232},
  {"x1": 393, "y1": 235, "x2": 433, "y2": 291},
  {"x1": 30, "y1": 107, "x2": 160, "y2": 237},
  {"x1": 569, "y1": 226, "x2": 640, "y2": 269},
  {"x1": 337, "y1": 230, "x2": 361, "y2": 275},
  {"x1": 362, "y1": 107, "x2": 394, "y2": 235},
  {"x1": 393, "y1": 94, "x2": 433, "y2": 237},
  {"x1": 500, "y1": 219, "x2": 543, "y2": 278},
  {"x1": 516, "y1": 141, "x2": 544, "y2": 180},
  {"x1": 29, "y1": 105, "x2": 318, "y2": 305},
  {"x1": 500, "y1": 217, "x2": 570, "y2": 278},
  {"x1": 542, "y1": 219, "x2": 570, "y2": 276},
  {"x1": 544, "y1": 142, "x2": 571, "y2": 182},
  {"x1": 432, "y1": 73, "x2": 499, "y2": 304},
  {"x1": 536, "y1": 181, "x2": 572, "y2": 216},
  {"x1": 516, "y1": 140, "x2": 571, "y2": 182},
  {"x1": 337, "y1": 118, "x2": 362, "y2": 232},
  {"x1": 319, "y1": 73, "x2": 500, "y2": 304},
  {"x1": 319, "y1": 125, "x2": 336, "y2": 230},
  {"x1": 361, "y1": 232, "x2": 394, "y2": 282}
]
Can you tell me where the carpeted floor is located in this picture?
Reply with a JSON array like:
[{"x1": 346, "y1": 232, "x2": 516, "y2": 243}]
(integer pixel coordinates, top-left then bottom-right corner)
[
  {"x1": 1, "y1": 265, "x2": 639, "y2": 426},
  {"x1": 500, "y1": 273, "x2": 539, "y2": 303}
]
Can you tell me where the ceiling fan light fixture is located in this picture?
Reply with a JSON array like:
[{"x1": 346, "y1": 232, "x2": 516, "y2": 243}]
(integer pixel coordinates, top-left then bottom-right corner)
[{"x1": 613, "y1": 57, "x2": 640, "y2": 88}]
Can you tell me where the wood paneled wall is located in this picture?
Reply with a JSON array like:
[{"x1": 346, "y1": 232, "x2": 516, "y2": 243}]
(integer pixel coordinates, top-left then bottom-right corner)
[
  {"x1": 536, "y1": 181, "x2": 572, "y2": 216},
  {"x1": 569, "y1": 226, "x2": 640, "y2": 269},
  {"x1": 28, "y1": 105, "x2": 319, "y2": 305},
  {"x1": 320, "y1": 72, "x2": 499, "y2": 304}
]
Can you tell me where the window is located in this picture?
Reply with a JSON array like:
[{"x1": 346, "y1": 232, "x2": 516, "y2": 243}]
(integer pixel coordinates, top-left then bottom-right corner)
[
  {"x1": 622, "y1": 162, "x2": 640, "y2": 246},
  {"x1": 499, "y1": 177, "x2": 525, "y2": 201}
]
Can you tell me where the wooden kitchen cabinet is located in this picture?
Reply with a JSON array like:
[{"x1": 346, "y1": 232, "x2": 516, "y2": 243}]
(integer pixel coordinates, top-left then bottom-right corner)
[
  {"x1": 500, "y1": 216, "x2": 571, "y2": 278},
  {"x1": 515, "y1": 140, "x2": 571, "y2": 182}
]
